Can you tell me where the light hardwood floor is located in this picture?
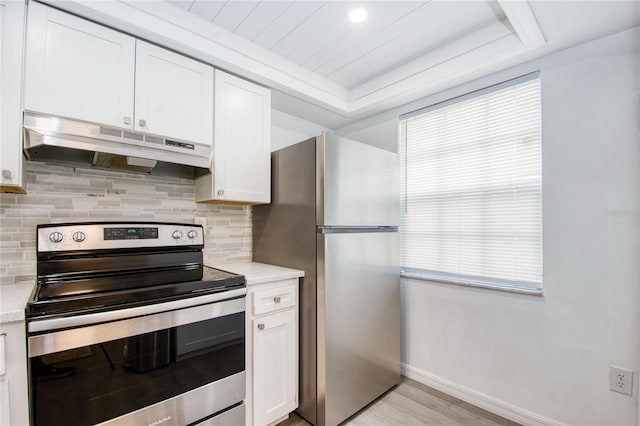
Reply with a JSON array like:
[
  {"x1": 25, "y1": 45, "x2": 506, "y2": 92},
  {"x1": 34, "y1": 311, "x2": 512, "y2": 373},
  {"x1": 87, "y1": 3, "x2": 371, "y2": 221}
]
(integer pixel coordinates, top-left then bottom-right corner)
[{"x1": 278, "y1": 377, "x2": 520, "y2": 426}]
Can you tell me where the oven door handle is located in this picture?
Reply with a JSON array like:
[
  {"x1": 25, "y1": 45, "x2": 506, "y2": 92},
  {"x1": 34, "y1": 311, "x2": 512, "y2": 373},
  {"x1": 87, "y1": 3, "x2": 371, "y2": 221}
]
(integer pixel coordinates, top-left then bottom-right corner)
[
  {"x1": 28, "y1": 289, "x2": 246, "y2": 357},
  {"x1": 29, "y1": 288, "x2": 246, "y2": 334}
]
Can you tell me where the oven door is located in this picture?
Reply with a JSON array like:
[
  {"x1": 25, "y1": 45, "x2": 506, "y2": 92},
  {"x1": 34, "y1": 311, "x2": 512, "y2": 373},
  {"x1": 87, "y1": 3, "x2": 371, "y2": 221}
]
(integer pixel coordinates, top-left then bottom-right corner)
[{"x1": 27, "y1": 292, "x2": 246, "y2": 426}]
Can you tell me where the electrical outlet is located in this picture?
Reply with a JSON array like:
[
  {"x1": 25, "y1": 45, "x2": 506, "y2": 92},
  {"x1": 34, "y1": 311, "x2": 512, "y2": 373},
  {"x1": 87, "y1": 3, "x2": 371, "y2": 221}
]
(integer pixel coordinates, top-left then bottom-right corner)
[
  {"x1": 194, "y1": 216, "x2": 207, "y2": 227},
  {"x1": 610, "y1": 366, "x2": 633, "y2": 396}
]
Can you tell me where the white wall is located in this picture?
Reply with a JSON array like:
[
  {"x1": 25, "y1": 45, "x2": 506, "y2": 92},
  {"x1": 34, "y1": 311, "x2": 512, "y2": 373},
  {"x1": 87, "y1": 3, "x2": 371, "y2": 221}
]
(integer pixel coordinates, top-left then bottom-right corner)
[
  {"x1": 272, "y1": 107, "x2": 399, "y2": 154},
  {"x1": 339, "y1": 118, "x2": 399, "y2": 153},
  {"x1": 271, "y1": 109, "x2": 329, "y2": 151},
  {"x1": 273, "y1": 106, "x2": 397, "y2": 153},
  {"x1": 341, "y1": 28, "x2": 640, "y2": 426}
]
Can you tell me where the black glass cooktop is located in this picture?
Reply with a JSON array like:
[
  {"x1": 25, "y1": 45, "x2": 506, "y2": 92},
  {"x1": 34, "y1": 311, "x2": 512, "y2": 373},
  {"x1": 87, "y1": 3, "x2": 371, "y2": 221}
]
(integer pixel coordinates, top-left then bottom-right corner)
[{"x1": 27, "y1": 266, "x2": 245, "y2": 319}]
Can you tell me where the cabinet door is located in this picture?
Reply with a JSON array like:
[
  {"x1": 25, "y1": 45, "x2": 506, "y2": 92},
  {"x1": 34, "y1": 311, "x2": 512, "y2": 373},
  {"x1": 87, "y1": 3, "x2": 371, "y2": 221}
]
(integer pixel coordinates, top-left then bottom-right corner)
[
  {"x1": 0, "y1": 0, "x2": 26, "y2": 192},
  {"x1": 213, "y1": 69, "x2": 271, "y2": 203},
  {"x1": 252, "y1": 309, "x2": 296, "y2": 426},
  {"x1": 24, "y1": 2, "x2": 135, "y2": 129},
  {"x1": 0, "y1": 321, "x2": 29, "y2": 426},
  {"x1": 134, "y1": 40, "x2": 213, "y2": 146}
]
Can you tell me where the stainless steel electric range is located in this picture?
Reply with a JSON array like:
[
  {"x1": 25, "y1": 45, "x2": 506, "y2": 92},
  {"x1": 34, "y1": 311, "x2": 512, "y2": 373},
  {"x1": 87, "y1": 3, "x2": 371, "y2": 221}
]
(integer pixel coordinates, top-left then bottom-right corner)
[{"x1": 27, "y1": 222, "x2": 246, "y2": 426}]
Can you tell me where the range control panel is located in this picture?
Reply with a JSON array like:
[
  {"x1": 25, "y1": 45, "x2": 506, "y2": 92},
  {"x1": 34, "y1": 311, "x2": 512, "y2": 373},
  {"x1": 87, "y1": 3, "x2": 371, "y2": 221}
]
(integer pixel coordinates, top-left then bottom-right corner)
[
  {"x1": 104, "y1": 227, "x2": 159, "y2": 240},
  {"x1": 37, "y1": 222, "x2": 204, "y2": 252}
]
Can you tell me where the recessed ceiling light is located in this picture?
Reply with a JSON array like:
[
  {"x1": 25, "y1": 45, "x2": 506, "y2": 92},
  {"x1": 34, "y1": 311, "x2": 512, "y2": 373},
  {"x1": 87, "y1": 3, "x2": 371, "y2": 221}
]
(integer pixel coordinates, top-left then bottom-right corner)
[{"x1": 348, "y1": 7, "x2": 367, "y2": 23}]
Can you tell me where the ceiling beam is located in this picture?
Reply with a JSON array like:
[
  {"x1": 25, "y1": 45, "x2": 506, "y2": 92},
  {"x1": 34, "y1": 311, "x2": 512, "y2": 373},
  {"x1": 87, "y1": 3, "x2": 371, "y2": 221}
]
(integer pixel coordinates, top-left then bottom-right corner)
[{"x1": 497, "y1": 0, "x2": 546, "y2": 47}]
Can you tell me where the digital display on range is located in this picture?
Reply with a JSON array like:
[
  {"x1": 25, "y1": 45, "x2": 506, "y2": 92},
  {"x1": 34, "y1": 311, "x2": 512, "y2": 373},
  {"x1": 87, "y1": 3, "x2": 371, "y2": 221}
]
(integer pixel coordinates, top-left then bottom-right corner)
[{"x1": 104, "y1": 227, "x2": 158, "y2": 240}]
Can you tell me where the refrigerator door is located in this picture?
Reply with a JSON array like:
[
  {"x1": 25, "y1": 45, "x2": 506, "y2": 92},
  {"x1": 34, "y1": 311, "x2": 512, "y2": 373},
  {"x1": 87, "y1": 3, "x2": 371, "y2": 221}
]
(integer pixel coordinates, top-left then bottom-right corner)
[
  {"x1": 317, "y1": 230, "x2": 400, "y2": 426},
  {"x1": 317, "y1": 132, "x2": 398, "y2": 227}
]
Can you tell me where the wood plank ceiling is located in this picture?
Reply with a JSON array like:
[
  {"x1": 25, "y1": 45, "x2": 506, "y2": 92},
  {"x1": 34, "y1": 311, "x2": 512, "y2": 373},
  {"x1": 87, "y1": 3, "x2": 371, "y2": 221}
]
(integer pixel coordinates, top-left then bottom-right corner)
[
  {"x1": 55, "y1": 0, "x2": 638, "y2": 127},
  {"x1": 170, "y1": 0, "x2": 510, "y2": 90}
]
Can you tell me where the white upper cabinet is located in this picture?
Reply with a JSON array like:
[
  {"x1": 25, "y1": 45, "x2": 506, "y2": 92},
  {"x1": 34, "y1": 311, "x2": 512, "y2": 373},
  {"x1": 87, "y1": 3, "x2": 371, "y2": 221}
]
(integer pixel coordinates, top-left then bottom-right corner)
[
  {"x1": 134, "y1": 41, "x2": 213, "y2": 146},
  {"x1": 0, "y1": 0, "x2": 26, "y2": 193},
  {"x1": 24, "y1": 2, "x2": 135, "y2": 129},
  {"x1": 196, "y1": 69, "x2": 271, "y2": 204},
  {"x1": 24, "y1": 3, "x2": 214, "y2": 147}
]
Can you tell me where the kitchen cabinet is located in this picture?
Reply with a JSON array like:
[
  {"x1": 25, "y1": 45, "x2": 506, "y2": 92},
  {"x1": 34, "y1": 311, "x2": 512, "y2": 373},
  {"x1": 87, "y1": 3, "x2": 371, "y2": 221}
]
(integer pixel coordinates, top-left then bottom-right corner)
[
  {"x1": 24, "y1": 2, "x2": 135, "y2": 130},
  {"x1": 0, "y1": 283, "x2": 34, "y2": 426},
  {"x1": 247, "y1": 278, "x2": 298, "y2": 426},
  {"x1": 0, "y1": 320, "x2": 30, "y2": 426},
  {"x1": 134, "y1": 40, "x2": 213, "y2": 145},
  {"x1": 24, "y1": 2, "x2": 213, "y2": 146},
  {"x1": 195, "y1": 70, "x2": 271, "y2": 204},
  {"x1": 253, "y1": 309, "x2": 297, "y2": 426},
  {"x1": 0, "y1": 0, "x2": 26, "y2": 193}
]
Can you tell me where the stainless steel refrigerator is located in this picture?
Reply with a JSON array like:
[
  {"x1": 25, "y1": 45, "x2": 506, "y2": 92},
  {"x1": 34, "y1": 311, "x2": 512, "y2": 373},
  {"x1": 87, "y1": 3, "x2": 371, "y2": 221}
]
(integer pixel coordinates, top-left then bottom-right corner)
[{"x1": 253, "y1": 132, "x2": 400, "y2": 426}]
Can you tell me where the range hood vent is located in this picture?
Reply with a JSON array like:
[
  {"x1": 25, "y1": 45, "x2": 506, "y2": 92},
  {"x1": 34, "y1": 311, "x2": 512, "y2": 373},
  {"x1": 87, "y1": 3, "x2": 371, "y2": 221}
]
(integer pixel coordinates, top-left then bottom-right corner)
[{"x1": 23, "y1": 113, "x2": 212, "y2": 179}]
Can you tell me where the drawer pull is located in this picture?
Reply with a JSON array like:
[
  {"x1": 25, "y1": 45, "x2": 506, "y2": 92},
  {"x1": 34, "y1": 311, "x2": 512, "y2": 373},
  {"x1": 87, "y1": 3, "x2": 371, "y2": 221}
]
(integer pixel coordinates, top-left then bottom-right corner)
[
  {"x1": 273, "y1": 296, "x2": 281, "y2": 303},
  {"x1": 257, "y1": 323, "x2": 265, "y2": 330}
]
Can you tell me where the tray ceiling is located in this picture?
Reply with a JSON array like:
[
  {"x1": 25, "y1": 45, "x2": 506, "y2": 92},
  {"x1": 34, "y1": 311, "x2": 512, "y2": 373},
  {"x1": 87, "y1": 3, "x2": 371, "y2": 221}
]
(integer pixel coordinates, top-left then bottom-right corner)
[
  {"x1": 171, "y1": 1, "x2": 510, "y2": 90},
  {"x1": 47, "y1": 0, "x2": 639, "y2": 128}
]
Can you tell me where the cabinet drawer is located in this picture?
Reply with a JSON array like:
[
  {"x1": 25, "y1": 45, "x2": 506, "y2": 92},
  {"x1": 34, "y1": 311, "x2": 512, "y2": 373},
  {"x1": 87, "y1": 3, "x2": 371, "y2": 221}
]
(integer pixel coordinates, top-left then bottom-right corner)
[{"x1": 252, "y1": 284, "x2": 296, "y2": 316}]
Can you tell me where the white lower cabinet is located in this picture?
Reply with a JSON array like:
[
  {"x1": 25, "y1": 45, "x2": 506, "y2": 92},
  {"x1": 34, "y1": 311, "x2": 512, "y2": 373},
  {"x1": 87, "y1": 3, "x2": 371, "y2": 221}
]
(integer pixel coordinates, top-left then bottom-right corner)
[
  {"x1": 253, "y1": 309, "x2": 297, "y2": 426},
  {"x1": 0, "y1": 320, "x2": 29, "y2": 426},
  {"x1": 247, "y1": 279, "x2": 298, "y2": 426}
]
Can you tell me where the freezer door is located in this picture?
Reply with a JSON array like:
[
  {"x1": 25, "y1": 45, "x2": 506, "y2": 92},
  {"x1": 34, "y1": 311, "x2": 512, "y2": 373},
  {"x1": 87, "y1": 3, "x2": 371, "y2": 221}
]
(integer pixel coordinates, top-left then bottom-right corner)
[
  {"x1": 317, "y1": 231, "x2": 400, "y2": 426},
  {"x1": 318, "y1": 132, "x2": 398, "y2": 227}
]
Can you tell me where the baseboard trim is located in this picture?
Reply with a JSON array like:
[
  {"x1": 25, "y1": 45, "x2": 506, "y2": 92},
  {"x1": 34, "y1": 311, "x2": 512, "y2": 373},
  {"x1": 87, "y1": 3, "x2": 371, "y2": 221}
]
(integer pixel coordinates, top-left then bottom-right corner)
[{"x1": 401, "y1": 363, "x2": 566, "y2": 426}]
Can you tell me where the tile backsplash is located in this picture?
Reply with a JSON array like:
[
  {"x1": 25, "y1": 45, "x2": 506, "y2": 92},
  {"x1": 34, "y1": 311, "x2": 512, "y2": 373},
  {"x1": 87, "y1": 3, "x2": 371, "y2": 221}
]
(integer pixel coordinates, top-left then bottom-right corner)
[{"x1": 0, "y1": 161, "x2": 252, "y2": 285}]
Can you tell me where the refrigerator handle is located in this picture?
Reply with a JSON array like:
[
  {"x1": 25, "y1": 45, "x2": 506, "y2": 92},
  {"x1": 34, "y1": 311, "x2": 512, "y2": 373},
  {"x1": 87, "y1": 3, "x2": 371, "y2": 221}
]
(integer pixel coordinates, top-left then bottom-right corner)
[{"x1": 316, "y1": 226, "x2": 398, "y2": 234}]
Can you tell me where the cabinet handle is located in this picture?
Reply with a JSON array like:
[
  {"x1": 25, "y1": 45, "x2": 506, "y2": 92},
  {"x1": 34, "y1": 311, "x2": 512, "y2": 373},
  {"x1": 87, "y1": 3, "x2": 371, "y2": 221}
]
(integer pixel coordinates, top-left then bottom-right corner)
[
  {"x1": 257, "y1": 323, "x2": 265, "y2": 330},
  {"x1": 139, "y1": 119, "x2": 147, "y2": 127},
  {"x1": 273, "y1": 296, "x2": 281, "y2": 303},
  {"x1": 2, "y1": 170, "x2": 12, "y2": 179},
  {"x1": 217, "y1": 189, "x2": 224, "y2": 196},
  {"x1": 0, "y1": 333, "x2": 5, "y2": 376},
  {"x1": 123, "y1": 116, "x2": 132, "y2": 125}
]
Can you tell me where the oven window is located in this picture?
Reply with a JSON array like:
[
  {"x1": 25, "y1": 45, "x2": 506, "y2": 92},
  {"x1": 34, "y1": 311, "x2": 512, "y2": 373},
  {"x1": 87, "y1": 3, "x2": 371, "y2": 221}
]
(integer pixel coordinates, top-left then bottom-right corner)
[{"x1": 30, "y1": 313, "x2": 244, "y2": 426}]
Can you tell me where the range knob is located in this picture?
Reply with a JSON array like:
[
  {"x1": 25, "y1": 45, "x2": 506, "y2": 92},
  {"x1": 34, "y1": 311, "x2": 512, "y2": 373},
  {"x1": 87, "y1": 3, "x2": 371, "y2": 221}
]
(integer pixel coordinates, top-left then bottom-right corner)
[
  {"x1": 187, "y1": 230, "x2": 198, "y2": 239},
  {"x1": 172, "y1": 230, "x2": 183, "y2": 240},
  {"x1": 48, "y1": 232, "x2": 63, "y2": 243},
  {"x1": 72, "y1": 231, "x2": 86, "y2": 243}
]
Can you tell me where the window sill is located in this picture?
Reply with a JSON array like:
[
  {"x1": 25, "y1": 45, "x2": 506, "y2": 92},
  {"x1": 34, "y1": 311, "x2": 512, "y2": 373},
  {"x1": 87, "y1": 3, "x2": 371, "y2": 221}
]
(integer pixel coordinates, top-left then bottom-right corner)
[{"x1": 400, "y1": 271, "x2": 544, "y2": 296}]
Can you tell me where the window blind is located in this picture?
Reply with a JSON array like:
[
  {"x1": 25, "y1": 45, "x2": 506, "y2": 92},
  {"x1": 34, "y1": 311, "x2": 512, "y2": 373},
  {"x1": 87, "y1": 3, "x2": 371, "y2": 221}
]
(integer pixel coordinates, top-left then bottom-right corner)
[{"x1": 399, "y1": 74, "x2": 542, "y2": 293}]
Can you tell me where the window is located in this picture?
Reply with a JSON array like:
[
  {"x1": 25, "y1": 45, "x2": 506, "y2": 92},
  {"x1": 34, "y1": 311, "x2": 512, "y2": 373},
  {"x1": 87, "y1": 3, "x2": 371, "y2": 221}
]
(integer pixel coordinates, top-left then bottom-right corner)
[{"x1": 399, "y1": 73, "x2": 542, "y2": 294}]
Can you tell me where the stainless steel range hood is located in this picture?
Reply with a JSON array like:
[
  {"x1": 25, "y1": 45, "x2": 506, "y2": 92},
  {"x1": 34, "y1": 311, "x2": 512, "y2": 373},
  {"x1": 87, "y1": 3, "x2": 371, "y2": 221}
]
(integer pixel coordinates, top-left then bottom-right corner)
[{"x1": 23, "y1": 113, "x2": 212, "y2": 179}]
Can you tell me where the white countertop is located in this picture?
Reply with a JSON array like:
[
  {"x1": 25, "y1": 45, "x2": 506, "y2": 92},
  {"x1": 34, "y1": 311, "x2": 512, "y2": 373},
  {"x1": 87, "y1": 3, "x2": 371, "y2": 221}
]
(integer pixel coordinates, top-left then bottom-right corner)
[
  {"x1": 0, "y1": 282, "x2": 35, "y2": 324},
  {"x1": 212, "y1": 262, "x2": 304, "y2": 286}
]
